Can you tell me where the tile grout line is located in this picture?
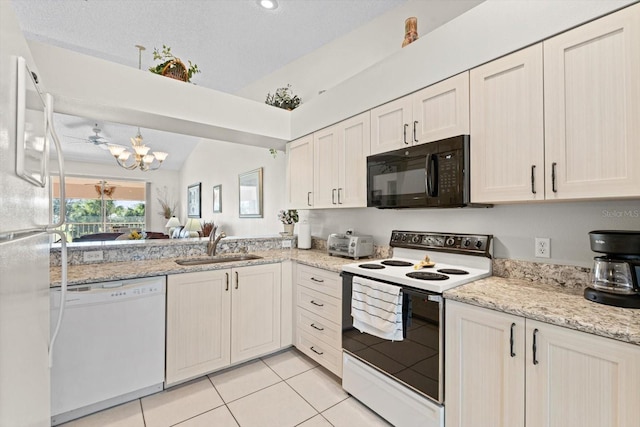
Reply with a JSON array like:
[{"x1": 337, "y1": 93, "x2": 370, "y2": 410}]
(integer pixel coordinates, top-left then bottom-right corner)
[
  {"x1": 138, "y1": 398, "x2": 147, "y2": 427},
  {"x1": 206, "y1": 374, "x2": 242, "y2": 427}
]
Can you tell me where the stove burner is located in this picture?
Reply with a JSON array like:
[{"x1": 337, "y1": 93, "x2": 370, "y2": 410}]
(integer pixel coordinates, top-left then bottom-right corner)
[
  {"x1": 406, "y1": 272, "x2": 449, "y2": 281},
  {"x1": 381, "y1": 260, "x2": 414, "y2": 267},
  {"x1": 359, "y1": 264, "x2": 385, "y2": 270},
  {"x1": 437, "y1": 268, "x2": 469, "y2": 275}
]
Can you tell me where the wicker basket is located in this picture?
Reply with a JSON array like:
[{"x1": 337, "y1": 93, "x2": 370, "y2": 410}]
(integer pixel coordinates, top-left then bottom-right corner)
[{"x1": 161, "y1": 59, "x2": 188, "y2": 82}]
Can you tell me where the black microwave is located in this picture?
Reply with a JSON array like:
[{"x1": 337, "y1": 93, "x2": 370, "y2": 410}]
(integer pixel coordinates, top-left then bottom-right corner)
[{"x1": 367, "y1": 135, "x2": 485, "y2": 209}]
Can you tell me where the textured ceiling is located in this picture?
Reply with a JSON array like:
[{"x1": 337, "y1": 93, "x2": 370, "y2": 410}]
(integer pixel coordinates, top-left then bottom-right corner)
[{"x1": 12, "y1": 0, "x2": 407, "y2": 94}]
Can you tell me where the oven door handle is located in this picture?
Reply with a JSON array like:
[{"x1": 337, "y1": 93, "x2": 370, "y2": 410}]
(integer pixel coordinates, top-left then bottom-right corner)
[{"x1": 426, "y1": 153, "x2": 438, "y2": 197}]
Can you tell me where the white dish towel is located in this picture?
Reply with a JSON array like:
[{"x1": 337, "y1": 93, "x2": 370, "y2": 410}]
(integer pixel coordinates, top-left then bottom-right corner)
[{"x1": 351, "y1": 276, "x2": 403, "y2": 341}]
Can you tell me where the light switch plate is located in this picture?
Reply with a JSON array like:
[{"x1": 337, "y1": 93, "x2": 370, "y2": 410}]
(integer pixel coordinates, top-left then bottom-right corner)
[{"x1": 282, "y1": 240, "x2": 292, "y2": 249}]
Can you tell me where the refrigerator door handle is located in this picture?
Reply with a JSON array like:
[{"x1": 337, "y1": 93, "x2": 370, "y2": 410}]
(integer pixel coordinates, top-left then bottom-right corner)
[
  {"x1": 45, "y1": 93, "x2": 66, "y2": 230},
  {"x1": 47, "y1": 230, "x2": 67, "y2": 368}
]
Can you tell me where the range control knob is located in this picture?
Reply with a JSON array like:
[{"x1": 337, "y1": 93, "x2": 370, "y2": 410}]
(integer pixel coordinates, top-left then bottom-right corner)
[
  {"x1": 401, "y1": 234, "x2": 408, "y2": 242},
  {"x1": 445, "y1": 237, "x2": 455, "y2": 246},
  {"x1": 463, "y1": 239, "x2": 471, "y2": 247},
  {"x1": 475, "y1": 240, "x2": 484, "y2": 249},
  {"x1": 412, "y1": 235, "x2": 421, "y2": 243}
]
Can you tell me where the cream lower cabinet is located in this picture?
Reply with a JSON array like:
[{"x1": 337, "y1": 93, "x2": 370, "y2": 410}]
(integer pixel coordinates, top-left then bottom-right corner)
[
  {"x1": 166, "y1": 263, "x2": 281, "y2": 386},
  {"x1": 294, "y1": 264, "x2": 343, "y2": 377},
  {"x1": 445, "y1": 300, "x2": 640, "y2": 427},
  {"x1": 370, "y1": 72, "x2": 469, "y2": 155}
]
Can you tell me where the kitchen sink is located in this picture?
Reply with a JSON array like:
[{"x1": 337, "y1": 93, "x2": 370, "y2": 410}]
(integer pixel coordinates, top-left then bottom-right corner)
[{"x1": 175, "y1": 254, "x2": 262, "y2": 266}]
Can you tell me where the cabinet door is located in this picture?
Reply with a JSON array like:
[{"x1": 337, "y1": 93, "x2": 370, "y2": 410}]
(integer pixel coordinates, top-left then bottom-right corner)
[
  {"x1": 470, "y1": 44, "x2": 544, "y2": 203},
  {"x1": 166, "y1": 270, "x2": 231, "y2": 386},
  {"x1": 370, "y1": 95, "x2": 413, "y2": 155},
  {"x1": 525, "y1": 320, "x2": 640, "y2": 427},
  {"x1": 413, "y1": 71, "x2": 470, "y2": 145},
  {"x1": 313, "y1": 124, "x2": 340, "y2": 208},
  {"x1": 445, "y1": 301, "x2": 525, "y2": 427},
  {"x1": 544, "y1": 4, "x2": 640, "y2": 200},
  {"x1": 286, "y1": 135, "x2": 314, "y2": 208},
  {"x1": 231, "y1": 264, "x2": 282, "y2": 364},
  {"x1": 337, "y1": 112, "x2": 370, "y2": 207}
]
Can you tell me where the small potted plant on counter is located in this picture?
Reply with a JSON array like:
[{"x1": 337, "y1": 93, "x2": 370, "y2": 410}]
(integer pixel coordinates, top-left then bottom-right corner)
[{"x1": 278, "y1": 209, "x2": 299, "y2": 236}]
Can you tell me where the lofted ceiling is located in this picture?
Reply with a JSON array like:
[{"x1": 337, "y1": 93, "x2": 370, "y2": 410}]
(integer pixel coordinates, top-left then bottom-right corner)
[{"x1": 11, "y1": 0, "x2": 480, "y2": 170}]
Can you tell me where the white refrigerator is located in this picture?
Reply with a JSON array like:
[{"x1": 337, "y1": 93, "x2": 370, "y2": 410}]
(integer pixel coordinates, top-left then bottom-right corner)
[{"x1": 0, "y1": 3, "x2": 67, "y2": 426}]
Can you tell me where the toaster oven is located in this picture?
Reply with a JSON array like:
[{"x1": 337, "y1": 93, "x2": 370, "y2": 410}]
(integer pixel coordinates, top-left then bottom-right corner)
[{"x1": 327, "y1": 233, "x2": 374, "y2": 259}]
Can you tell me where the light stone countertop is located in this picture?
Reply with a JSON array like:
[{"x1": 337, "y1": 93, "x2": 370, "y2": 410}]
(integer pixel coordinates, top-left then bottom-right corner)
[
  {"x1": 444, "y1": 277, "x2": 640, "y2": 346},
  {"x1": 50, "y1": 249, "x2": 364, "y2": 287}
]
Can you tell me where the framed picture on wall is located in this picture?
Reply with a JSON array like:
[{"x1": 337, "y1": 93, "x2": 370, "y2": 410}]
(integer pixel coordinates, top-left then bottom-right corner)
[
  {"x1": 238, "y1": 168, "x2": 263, "y2": 218},
  {"x1": 187, "y1": 183, "x2": 201, "y2": 218},
  {"x1": 213, "y1": 185, "x2": 222, "y2": 213}
]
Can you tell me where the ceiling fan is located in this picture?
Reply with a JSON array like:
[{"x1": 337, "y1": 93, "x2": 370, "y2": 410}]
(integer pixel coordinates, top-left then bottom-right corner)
[{"x1": 65, "y1": 124, "x2": 110, "y2": 149}]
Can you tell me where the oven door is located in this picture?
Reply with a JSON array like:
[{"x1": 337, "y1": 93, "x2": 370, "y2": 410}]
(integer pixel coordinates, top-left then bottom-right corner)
[{"x1": 341, "y1": 272, "x2": 444, "y2": 404}]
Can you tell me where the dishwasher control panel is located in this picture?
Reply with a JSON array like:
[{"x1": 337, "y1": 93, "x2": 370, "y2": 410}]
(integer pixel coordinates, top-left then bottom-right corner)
[{"x1": 51, "y1": 277, "x2": 166, "y2": 308}]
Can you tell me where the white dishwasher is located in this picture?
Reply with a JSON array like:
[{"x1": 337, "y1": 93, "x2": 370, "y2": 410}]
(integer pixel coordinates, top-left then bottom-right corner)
[{"x1": 50, "y1": 276, "x2": 165, "y2": 426}]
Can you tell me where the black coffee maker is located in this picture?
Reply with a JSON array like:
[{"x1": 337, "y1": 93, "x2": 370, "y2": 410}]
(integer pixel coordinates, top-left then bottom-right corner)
[{"x1": 584, "y1": 230, "x2": 640, "y2": 308}]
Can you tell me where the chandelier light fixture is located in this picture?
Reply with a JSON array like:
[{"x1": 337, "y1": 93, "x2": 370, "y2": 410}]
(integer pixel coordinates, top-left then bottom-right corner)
[{"x1": 107, "y1": 45, "x2": 168, "y2": 171}]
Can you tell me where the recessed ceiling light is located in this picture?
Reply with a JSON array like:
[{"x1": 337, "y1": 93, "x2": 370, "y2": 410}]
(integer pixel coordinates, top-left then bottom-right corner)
[{"x1": 258, "y1": 0, "x2": 278, "y2": 10}]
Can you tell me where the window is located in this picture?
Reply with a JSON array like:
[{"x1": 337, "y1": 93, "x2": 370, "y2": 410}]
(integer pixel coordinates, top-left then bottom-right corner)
[{"x1": 52, "y1": 177, "x2": 146, "y2": 241}]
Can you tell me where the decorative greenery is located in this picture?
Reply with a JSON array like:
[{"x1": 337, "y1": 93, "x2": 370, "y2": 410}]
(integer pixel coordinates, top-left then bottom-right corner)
[
  {"x1": 265, "y1": 84, "x2": 301, "y2": 110},
  {"x1": 128, "y1": 230, "x2": 146, "y2": 240},
  {"x1": 277, "y1": 209, "x2": 299, "y2": 224},
  {"x1": 269, "y1": 148, "x2": 278, "y2": 158},
  {"x1": 149, "y1": 44, "x2": 200, "y2": 82}
]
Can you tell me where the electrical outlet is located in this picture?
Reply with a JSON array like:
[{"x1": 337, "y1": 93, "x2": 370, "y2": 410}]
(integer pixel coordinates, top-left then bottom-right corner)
[
  {"x1": 282, "y1": 240, "x2": 292, "y2": 249},
  {"x1": 83, "y1": 250, "x2": 104, "y2": 262},
  {"x1": 535, "y1": 238, "x2": 550, "y2": 258}
]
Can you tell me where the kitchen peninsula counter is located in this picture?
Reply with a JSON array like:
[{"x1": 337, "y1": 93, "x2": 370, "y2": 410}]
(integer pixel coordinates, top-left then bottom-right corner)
[{"x1": 445, "y1": 276, "x2": 640, "y2": 346}]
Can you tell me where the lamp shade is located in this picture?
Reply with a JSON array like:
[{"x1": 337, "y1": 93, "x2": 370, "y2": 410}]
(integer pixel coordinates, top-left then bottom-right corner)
[
  {"x1": 184, "y1": 219, "x2": 202, "y2": 237},
  {"x1": 165, "y1": 216, "x2": 180, "y2": 228}
]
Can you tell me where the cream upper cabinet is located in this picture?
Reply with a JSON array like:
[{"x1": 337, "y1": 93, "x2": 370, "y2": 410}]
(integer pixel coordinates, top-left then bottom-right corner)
[
  {"x1": 544, "y1": 4, "x2": 640, "y2": 200},
  {"x1": 230, "y1": 263, "x2": 281, "y2": 364},
  {"x1": 313, "y1": 112, "x2": 370, "y2": 208},
  {"x1": 526, "y1": 319, "x2": 640, "y2": 427},
  {"x1": 286, "y1": 135, "x2": 314, "y2": 209},
  {"x1": 446, "y1": 300, "x2": 640, "y2": 427},
  {"x1": 370, "y1": 72, "x2": 469, "y2": 155},
  {"x1": 166, "y1": 270, "x2": 231, "y2": 386},
  {"x1": 445, "y1": 300, "x2": 525, "y2": 427},
  {"x1": 413, "y1": 71, "x2": 469, "y2": 145},
  {"x1": 470, "y1": 44, "x2": 544, "y2": 203},
  {"x1": 370, "y1": 95, "x2": 413, "y2": 155}
]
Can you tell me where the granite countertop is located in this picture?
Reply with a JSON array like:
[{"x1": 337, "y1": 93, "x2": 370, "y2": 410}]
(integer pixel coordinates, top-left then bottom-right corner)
[
  {"x1": 50, "y1": 249, "x2": 361, "y2": 286},
  {"x1": 444, "y1": 277, "x2": 640, "y2": 346}
]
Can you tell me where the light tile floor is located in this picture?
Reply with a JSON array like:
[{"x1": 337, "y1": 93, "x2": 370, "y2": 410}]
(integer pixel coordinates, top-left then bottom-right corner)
[{"x1": 61, "y1": 348, "x2": 391, "y2": 427}]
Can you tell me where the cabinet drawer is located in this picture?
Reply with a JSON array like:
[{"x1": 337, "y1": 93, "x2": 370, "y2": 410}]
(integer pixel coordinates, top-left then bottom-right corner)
[
  {"x1": 296, "y1": 285, "x2": 341, "y2": 323},
  {"x1": 296, "y1": 329, "x2": 342, "y2": 378},
  {"x1": 296, "y1": 306, "x2": 341, "y2": 349},
  {"x1": 297, "y1": 264, "x2": 341, "y2": 298}
]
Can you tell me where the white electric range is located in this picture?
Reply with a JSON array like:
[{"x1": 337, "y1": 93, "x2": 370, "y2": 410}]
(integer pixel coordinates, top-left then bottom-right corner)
[{"x1": 340, "y1": 230, "x2": 493, "y2": 427}]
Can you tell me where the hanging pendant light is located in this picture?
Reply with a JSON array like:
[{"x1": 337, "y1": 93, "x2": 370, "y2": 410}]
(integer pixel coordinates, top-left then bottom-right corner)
[{"x1": 107, "y1": 45, "x2": 168, "y2": 171}]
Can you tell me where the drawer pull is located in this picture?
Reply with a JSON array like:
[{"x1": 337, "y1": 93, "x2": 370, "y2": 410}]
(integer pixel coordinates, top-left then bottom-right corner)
[
  {"x1": 310, "y1": 300, "x2": 324, "y2": 307},
  {"x1": 225, "y1": 272, "x2": 229, "y2": 291},
  {"x1": 310, "y1": 346, "x2": 324, "y2": 355},
  {"x1": 310, "y1": 323, "x2": 324, "y2": 331},
  {"x1": 310, "y1": 277, "x2": 324, "y2": 283}
]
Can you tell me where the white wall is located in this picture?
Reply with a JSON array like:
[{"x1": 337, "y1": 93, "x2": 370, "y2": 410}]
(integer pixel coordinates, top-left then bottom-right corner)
[
  {"x1": 236, "y1": 0, "x2": 483, "y2": 104},
  {"x1": 179, "y1": 140, "x2": 286, "y2": 237},
  {"x1": 305, "y1": 200, "x2": 640, "y2": 267},
  {"x1": 290, "y1": 0, "x2": 636, "y2": 138},
  {"x1": 54, "y1": 160, "x2": 180, "y2": 232}
]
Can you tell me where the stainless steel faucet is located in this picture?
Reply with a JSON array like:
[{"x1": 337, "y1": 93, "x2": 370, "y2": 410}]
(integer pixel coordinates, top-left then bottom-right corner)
[{"x1": 207, "y1": 230, "x2": 226, "y2": 256}]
